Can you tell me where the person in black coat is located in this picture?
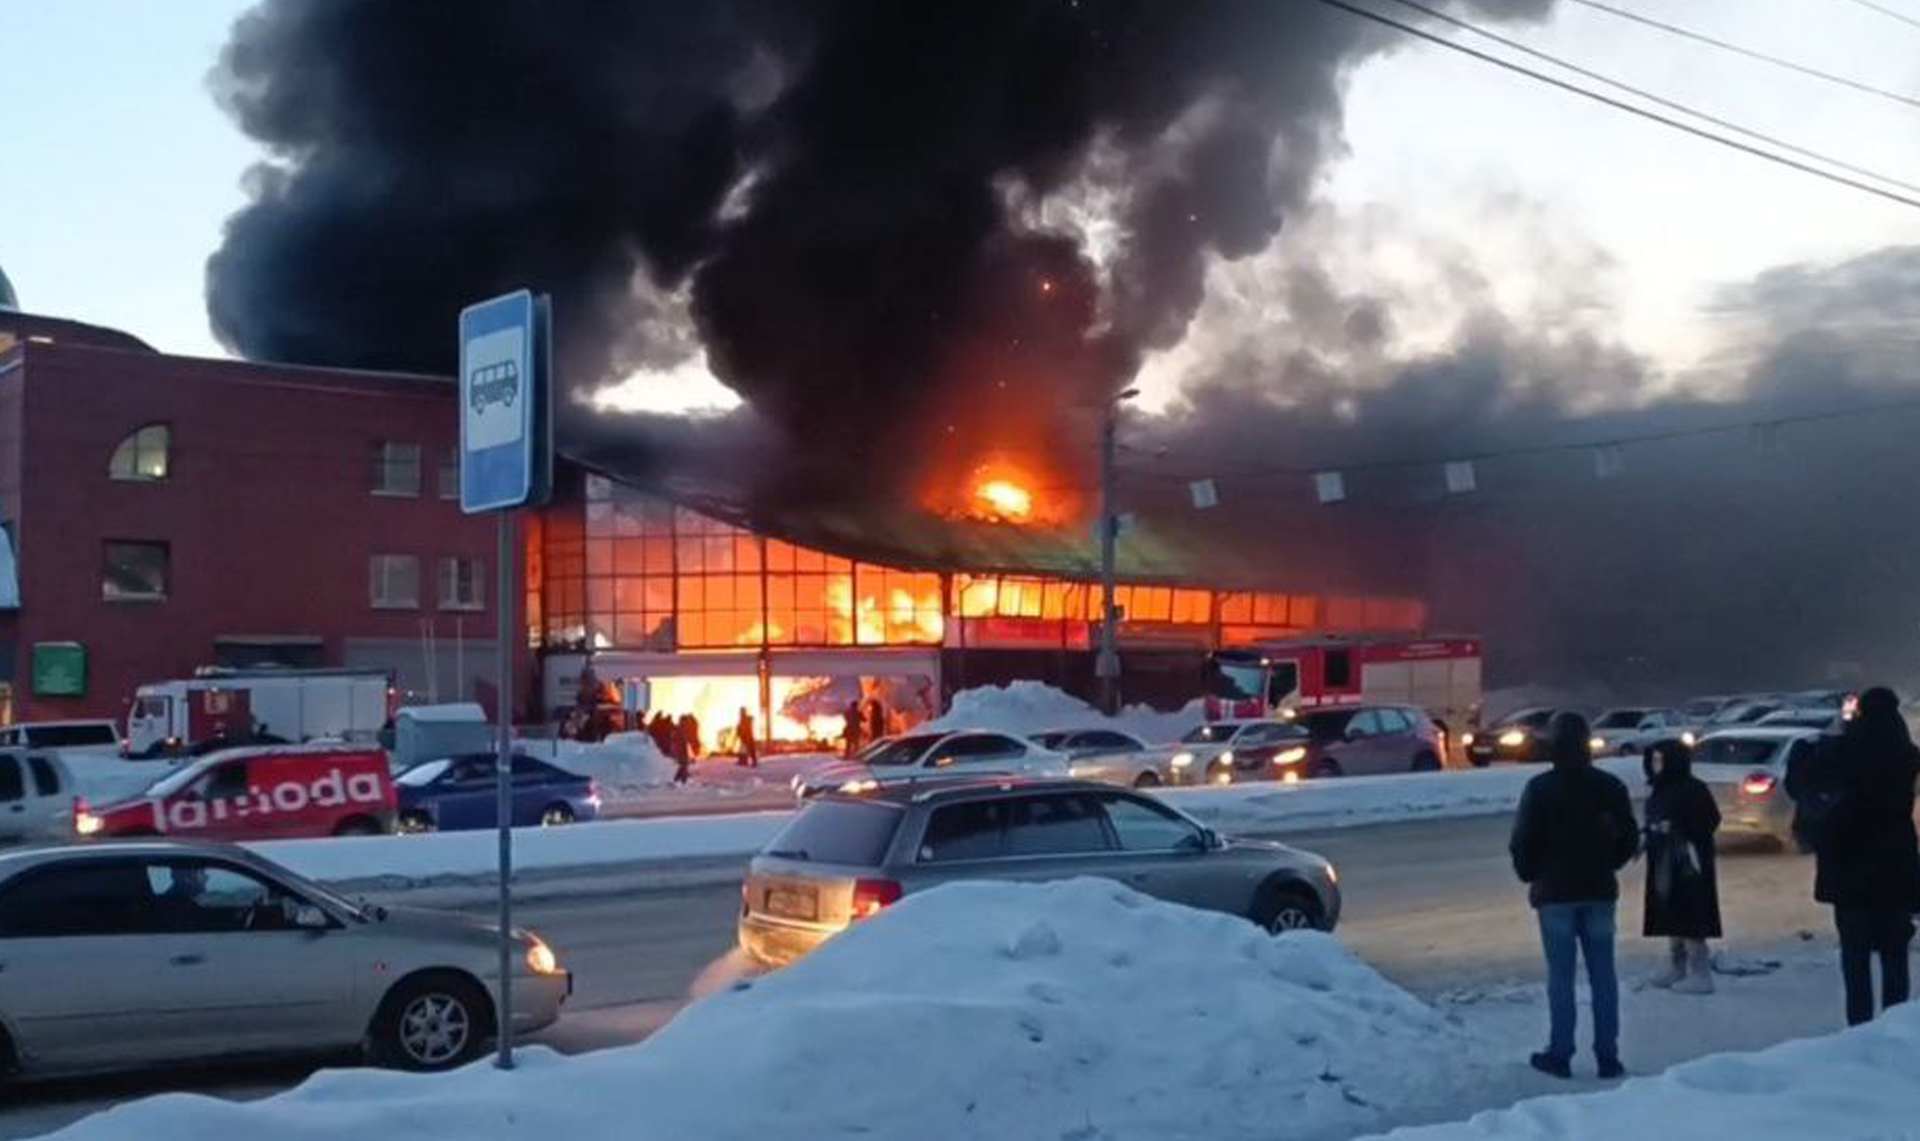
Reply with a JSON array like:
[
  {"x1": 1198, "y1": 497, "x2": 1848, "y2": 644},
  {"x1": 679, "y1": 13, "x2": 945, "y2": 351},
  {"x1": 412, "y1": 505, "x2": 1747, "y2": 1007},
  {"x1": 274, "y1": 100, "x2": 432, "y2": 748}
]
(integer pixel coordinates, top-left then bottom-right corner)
[
  {"x1": 1641, "y1": 739, "x2": 1722, "y2": 994},
  {"x1": 1509, "y1": 711, "x2": 1640, "y2": 1079},
  {"x1": 1785, "y1": 686, "x2": 1920, "y2": 1026}
]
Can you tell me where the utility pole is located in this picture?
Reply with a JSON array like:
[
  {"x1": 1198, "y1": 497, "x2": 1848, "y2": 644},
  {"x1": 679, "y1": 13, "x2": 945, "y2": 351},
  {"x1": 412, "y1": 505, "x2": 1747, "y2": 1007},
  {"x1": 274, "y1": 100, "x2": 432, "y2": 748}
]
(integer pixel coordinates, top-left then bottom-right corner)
[{"x1": 1097, "y1": 387, "x2": 1138, "y2": 715}]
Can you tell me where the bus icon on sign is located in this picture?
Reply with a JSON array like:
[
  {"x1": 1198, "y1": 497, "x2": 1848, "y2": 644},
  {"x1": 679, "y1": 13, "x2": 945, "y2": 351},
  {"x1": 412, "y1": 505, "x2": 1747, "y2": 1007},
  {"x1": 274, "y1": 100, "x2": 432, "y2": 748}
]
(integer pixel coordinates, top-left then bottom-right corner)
[{"x1": 469, "y1": 359, "x2": 520, "y2": 413}]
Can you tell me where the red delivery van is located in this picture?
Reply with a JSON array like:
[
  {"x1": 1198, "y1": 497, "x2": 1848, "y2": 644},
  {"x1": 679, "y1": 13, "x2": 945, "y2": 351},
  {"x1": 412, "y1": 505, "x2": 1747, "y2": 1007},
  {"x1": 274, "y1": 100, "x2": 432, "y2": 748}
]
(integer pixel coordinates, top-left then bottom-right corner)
[{"x1": 78, "y1": 746, "x2": 396, "y2": 841}]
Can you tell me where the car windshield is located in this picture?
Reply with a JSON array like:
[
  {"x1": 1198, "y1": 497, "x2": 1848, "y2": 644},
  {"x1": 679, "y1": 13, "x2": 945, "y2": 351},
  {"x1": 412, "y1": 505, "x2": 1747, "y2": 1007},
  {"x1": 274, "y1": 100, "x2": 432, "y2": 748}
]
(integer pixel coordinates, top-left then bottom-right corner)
[
  {"x1": 1204, "y1": 657, "x2": 1264, "y2": 701},
  {"x1": 144, "y1": 759, "x2": 213, "y2": 798},
  {"x1": 1695, "y1": 737, "x2": 1785, "y2": 767},
  {"x1": 1594, "y1": 710, "x2": 1642, "y2": 729},
  {"x1": 396, "y1": 759, "x2": 452, "y2": 787},
  {"x1": 1181, "y1": 724, "x2": 1241, "y2": 744},
  {"x1": 865, "y1": 733, "x2": 946, "y2": 767}
]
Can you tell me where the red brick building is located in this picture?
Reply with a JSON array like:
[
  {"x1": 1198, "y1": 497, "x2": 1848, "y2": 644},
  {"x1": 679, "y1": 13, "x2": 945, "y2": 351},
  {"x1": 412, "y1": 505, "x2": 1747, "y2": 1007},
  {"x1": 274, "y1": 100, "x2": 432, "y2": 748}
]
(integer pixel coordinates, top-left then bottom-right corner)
[{"x1": 0, "y1": 310, "x2": 520, "y2": 726}]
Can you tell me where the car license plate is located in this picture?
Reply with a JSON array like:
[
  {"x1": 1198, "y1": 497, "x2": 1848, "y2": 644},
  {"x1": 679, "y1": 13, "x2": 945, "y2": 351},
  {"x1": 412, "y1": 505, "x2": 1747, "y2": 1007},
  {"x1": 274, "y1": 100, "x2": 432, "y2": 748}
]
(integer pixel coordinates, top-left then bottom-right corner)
[{"x1": 765, "y1": 887, "x2": 818, "y2": 921}]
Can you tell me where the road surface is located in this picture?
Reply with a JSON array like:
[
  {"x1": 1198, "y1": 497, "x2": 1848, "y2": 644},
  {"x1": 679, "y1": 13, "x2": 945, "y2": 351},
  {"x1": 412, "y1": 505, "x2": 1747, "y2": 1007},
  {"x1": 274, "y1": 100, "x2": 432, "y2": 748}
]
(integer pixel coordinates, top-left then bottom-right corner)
[{"x1": 0, "y1": 813, "x2": 1837, "y2": 1139}]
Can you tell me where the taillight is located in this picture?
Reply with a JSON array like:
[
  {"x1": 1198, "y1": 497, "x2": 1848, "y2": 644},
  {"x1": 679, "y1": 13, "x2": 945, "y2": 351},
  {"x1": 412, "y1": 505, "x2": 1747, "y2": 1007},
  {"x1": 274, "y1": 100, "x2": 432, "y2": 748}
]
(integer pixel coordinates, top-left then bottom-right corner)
[
  {"x1": 850, "y1": 878, "x2": 903, "y2": 920},
  {"x1": 1743, "y1": 772, "x2": 1776, "y2": 796}
]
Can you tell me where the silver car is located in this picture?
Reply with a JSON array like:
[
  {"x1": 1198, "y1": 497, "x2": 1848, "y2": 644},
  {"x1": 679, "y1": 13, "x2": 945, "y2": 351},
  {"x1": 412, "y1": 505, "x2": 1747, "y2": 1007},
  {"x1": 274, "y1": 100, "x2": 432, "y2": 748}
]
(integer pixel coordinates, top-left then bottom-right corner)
[
  {"x1": 1028, "y1": 728, "x2": 1169, "y2": 788},
  {"x1": 738, "y1": 777, "x2": 1341, "y2": 968},
  {"x1": 0, "y1": 841, "x2": 570, "y2": 1078},
  {"x1": 1692, "y1": 727, "x2": 1822, "y2": 848},
  {"x1": 793, "y1": 730, "x2": 1070, "y2": 798}
]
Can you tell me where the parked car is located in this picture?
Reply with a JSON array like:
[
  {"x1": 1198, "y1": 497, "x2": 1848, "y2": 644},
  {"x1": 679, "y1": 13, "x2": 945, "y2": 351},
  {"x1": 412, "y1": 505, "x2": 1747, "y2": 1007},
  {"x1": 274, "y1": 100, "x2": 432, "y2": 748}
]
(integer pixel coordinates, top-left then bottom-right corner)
[
  {"x1": 1027, "y1": 729, "x2": 1167, "y2": 788},
  {"x1": 1293, "y1": 706, "x2": 1446, "y2": 777},
  {"x1": 0, "y1": 840, "x2": 568, "y2": 1076},
  {"x1": 1691, "y1": 727, "x2": 1824, "y2": 848},
  {"x1": 792, "y1": 730, "x2": 1069, "y2": 799},
  {"x1": 77, "y1": 746, "x2": 397, "y2": 841},
  {"x1": 1754, "y1": 708, "x2": 1842, "y2": 731},
  {"x1": 1463, "y1": 707, "x2": 1567, "y2": 765},
  {"x1": 0, "y1": 721, "x2": 121, "y2": 755},
  {"x1": 1587, "y1": 707, "x2": 1683, "y2": 755},
  {"x1": 395, "y1": 754, "x2": 601, "y2": 832},
  {"x1": 1167, "y1": 720, "x2": 1309, "y2": 785},
  {"x1": 0, "y1": 752, "x2": 76, "y2": 846},
  {"x1": 738, "y1": 778, "x2": 1342, "y2": 968}
]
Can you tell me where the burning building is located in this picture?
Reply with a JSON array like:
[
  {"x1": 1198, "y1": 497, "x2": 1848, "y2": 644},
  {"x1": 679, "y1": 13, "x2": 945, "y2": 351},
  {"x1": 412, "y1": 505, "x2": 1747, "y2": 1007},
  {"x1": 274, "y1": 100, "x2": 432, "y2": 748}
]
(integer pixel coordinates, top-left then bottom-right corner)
[{"x1": 530, "y1": 464, "x2": 1426, "y2": 754}]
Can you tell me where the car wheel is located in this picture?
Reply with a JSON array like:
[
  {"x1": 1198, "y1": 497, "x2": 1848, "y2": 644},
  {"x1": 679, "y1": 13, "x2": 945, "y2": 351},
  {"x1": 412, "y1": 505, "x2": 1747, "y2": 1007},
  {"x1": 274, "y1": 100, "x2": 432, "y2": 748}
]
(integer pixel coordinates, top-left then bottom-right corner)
[
  {"x1": 1310, "y1": 759, "x2": 1343, "y2": 779},
  {"x1": 1131, "y1": 771, "x2": 1162, "y2": 789},
  {"x1": 398, "y1": 810, "x2": 435, "y2": 834},
  {"x1": 1255, "y1": 886, "x2": 1324, "y2": 934},
  {"x1": 540, "y1": 803, "x2": 575, "y2": 827},
  {"x1": 1411, "y1": 751, "x2": 1441, "y2": 772},
  {"x1": 333, "y1": 816, "x2": 385, "y2": 837},
  {"x1": 371, "y1": 972, "x2": 491, "y2": 1072}
]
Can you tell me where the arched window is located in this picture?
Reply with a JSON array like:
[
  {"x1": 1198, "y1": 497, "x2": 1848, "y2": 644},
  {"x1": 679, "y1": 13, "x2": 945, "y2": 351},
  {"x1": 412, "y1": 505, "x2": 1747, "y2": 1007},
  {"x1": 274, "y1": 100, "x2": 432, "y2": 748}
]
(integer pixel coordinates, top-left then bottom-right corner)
[{"x1": 108, "y1": 424, "x2": 170, "y2": 482}]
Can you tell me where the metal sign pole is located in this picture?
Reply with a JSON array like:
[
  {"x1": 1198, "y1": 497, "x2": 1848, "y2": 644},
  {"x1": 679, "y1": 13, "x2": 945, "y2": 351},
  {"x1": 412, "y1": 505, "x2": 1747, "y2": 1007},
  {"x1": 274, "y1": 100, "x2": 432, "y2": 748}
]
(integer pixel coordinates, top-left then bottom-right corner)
[{"x1": 494, "y1": 509, "x2": 514, "y2": 1070}]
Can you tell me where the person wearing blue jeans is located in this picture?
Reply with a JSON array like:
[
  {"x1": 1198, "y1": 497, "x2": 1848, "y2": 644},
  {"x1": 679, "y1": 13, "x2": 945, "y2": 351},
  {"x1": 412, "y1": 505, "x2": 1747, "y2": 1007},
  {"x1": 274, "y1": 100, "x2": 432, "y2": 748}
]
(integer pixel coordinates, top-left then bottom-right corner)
[
  {"x1": 1509, "y1": 712, "x2": 1639, "y2": 1080},
  {"x1": 1536, "y1": 901, "x2": 1621, "y2": 1069}
]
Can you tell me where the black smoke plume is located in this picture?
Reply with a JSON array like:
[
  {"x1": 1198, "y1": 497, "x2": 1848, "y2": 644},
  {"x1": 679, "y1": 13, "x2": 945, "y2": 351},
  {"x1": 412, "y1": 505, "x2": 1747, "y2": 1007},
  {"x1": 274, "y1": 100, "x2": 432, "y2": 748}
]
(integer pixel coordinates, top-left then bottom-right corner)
[{"x1": 206, "y1": 0, "x2": 1554, "y2": 503}]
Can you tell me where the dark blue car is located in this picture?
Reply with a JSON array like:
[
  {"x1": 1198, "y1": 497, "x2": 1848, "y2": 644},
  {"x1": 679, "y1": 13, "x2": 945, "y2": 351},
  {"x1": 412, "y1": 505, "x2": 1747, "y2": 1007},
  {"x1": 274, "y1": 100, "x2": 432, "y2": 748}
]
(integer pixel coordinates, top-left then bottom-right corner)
[{"x1": 395, "y1": 753, "x2": 601, "y2": 832}]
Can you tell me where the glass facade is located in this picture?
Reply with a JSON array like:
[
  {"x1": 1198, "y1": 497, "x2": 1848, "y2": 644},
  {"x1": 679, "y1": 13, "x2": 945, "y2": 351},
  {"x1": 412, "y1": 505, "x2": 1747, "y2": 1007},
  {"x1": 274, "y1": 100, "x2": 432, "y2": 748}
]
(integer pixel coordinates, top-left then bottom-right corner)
[{"x1": 533, "y1": 476, "x2": 1427, "y2": 654}]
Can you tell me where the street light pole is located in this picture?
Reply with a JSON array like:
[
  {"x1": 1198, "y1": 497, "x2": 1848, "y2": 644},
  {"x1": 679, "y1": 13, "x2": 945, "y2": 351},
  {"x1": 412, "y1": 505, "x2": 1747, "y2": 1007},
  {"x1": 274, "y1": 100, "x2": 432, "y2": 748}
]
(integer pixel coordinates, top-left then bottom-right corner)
[{"x1": 1097, "y1": 388, "x2": 1137, "y2": 715}]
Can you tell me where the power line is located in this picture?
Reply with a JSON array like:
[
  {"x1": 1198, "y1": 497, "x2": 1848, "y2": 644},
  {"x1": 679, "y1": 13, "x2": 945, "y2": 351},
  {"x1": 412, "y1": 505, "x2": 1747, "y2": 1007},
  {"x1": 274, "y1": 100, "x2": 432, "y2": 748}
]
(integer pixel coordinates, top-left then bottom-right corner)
[
  {"x1": 1844, "y1": 0, "x2": 1920, "y2": 32},
  {"x1": 1302, "y1": 0, "x2": 1920, "y2": 211},
  {"x1": 1566, "y1": 0, "x2": 1920, "y2": 112},
  {"x1": 1374, "y1": 0, "x2": 1920, "y2": 197}
]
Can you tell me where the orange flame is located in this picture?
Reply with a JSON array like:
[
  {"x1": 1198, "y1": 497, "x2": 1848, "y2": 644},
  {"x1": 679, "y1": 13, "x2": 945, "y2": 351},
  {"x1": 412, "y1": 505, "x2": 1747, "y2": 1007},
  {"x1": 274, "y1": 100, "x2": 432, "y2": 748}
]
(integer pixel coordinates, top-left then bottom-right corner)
[{"x1": 974, "y1": 479, "x2": 1034, "y2": 523}]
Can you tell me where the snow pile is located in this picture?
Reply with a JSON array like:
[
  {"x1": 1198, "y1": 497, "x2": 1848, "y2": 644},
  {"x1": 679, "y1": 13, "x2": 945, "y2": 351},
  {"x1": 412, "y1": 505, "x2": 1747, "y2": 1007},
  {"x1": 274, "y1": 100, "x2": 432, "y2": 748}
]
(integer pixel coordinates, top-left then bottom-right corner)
[
  {"x1": 1367, "y1": 1002, "x2": 1920, "y2": 1140},
  {"x1": 50, "y1": 879, "x2": 1479, "y2": 1141},
  {"x1": 529, "y1": 732, "x2": 675, "y2": 803},
  {"x1": 926, "y1": 680, "x2": 1201, "y2": 744}
]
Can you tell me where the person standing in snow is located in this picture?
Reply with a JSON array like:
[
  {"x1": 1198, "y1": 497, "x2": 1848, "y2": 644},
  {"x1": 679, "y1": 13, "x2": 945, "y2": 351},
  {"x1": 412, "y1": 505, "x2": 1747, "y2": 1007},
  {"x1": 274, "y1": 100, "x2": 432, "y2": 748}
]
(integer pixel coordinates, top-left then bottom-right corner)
[
  {"x1": 1785, "y1": 686, "x2": 1920, "y2": 1026},
  {"x1": 843, "y1": 700, "x2": 865, "y2": 758},
  {"x1": 736, "y1": 706, "x2": 759, "y2": 768},
  {"x1": 1640, "y1": 739, "x2": 1722, "y2": 994},
  {"x1": 1509, "y1": 711, "x2": 1640, "y2": 1080}
]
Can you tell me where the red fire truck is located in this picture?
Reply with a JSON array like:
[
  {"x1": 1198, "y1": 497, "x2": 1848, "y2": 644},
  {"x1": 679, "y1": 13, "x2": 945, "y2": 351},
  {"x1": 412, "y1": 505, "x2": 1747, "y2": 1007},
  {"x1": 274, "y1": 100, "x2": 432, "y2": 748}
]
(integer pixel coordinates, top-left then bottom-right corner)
[{"x1": 1203, "y1": 636, "x2": 1483, "y2": 745}]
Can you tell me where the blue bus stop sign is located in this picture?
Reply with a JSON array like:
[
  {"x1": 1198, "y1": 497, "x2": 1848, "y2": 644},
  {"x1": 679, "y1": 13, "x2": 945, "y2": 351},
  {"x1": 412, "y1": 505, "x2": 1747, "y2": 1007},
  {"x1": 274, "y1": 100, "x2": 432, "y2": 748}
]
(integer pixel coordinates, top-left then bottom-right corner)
[{"x1": 458, "y1": 290, "x2": 547, "y2": 514}]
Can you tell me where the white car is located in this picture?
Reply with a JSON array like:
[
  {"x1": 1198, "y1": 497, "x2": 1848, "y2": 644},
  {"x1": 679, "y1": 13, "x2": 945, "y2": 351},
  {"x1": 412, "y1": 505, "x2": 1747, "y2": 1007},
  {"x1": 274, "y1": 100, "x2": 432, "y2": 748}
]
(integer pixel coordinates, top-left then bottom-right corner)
[
  {"x1": 1027, "y1": 729, "x2": 1168, "y2": 788},
  {"x1": 0, "y1": 720, "x2": 121, "y2": 756},
  {"x1": 1587, "y1": 707, "x2": 1683, "y2": 755},
  {"x1": 793, "y1": 730, "x2": 1070, "y2": 798},
  {"x1": 1166, "y1": 720, "x2": 1311, "y2": 785},
  {"x1": 0, "y1": 750, "x2": 77, "y2": 845}
]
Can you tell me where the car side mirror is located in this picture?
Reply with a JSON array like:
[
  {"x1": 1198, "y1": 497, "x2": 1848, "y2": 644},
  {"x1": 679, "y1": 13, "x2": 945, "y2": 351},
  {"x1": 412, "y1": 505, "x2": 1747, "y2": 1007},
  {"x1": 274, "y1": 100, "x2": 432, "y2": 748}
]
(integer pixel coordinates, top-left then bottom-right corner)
[
  {"x1": 1201, "y1": 827, "x2": 1224, "y2": 851},
  {"x1": 293, "y1": 904, "x2": 329, "y2": 930},
  {"x1": 931, "y1": 756, "x2": 955, "y2": 768}
]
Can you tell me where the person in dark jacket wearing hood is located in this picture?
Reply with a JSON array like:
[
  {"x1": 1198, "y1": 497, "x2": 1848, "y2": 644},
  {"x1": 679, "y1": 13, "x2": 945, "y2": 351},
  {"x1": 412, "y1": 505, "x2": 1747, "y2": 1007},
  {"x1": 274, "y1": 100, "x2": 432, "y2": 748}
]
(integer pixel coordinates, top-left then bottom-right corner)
[
  {"x1": 1785, "y1": 686, "x2": 1920, "y2": 1026},
  {"x1": 1641, "y1": 739, "x2": 1722, "y2": 994},
  {"x1": 1509, "y1": 711, "x2": 1640, "y2": 1079}
]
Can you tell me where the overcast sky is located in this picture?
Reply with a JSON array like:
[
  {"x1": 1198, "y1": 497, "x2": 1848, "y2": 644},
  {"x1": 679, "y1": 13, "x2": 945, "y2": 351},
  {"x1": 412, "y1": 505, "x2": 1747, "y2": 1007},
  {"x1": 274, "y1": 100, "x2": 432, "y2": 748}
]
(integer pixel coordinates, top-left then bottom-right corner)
[{"x1": 5, "y1": 0, "x2": 1918, "y2": 414}]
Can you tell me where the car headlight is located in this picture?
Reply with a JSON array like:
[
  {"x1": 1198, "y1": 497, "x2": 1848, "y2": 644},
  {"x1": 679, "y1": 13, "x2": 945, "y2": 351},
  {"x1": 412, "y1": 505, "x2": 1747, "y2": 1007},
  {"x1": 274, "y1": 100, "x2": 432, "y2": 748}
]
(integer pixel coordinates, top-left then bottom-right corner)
[
  {"x1": 74, "y1": 810, "x2": 103, "y2": 837},
  {"x1": 1275, "y1": 746, "x2": 1307, "y2": 765},
  {"x1": 1681, "y1": 731, "x2": 1697, "y2": 747},
  {"x1": 524, "y1": 935, "x2": 563, "y2": 976},
  {"x1": 1171, "y1": 752, "x2": 1193, "y2": 768},
  {"x1": 839, "y1": 778, "x2": 879, "y2": 794},
  {"x1": 1498, "y1": 729, "x2": 1526, "y2": 748},
  {"x1": 1461, "y1": 732, "x2": 1475, "y2": 746},
  {"x1": 1589, "y1": 736, "x2": 1607, "y2": 751},
  {"x1": 1219, "y1": 750, "x2": 1234, "y2": 766}
]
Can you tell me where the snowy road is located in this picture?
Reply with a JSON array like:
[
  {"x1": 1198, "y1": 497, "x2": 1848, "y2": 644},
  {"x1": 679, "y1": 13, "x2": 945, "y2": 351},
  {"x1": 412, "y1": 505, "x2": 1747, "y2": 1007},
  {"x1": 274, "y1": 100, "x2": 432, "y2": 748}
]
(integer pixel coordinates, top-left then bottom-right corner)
[{"x1": 0, "y1": 812, "x2": 1849, "y2": 1140}]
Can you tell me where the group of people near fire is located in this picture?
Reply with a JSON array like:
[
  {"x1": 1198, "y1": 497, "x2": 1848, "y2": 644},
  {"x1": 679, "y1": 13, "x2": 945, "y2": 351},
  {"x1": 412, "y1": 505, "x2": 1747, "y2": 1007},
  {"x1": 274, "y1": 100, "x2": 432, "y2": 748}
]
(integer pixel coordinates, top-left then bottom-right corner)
[{"x1": 1509, "y1": 686, "x2": 1919, "y2": 1079}]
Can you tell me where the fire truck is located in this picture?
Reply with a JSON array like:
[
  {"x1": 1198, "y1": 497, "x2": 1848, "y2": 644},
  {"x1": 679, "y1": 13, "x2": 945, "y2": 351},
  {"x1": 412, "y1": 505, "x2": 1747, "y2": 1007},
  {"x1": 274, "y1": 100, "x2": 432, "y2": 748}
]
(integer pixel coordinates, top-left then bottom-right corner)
[{"x1": 1203, "y1": 636, "x2": 1483, "y2": 747}]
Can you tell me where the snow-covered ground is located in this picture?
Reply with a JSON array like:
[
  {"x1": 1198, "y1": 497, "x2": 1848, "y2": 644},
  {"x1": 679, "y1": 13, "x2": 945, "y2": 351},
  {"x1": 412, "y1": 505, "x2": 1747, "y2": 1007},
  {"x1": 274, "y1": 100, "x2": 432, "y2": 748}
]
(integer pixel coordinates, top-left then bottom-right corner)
[
  {"x1": 251, "y1": 755, "x2": 1644, "y2": 893},
  {"x1": 43, "y1": 879, "x2": 1490, "y2": 1141},
  {"x1": 1165, "y1": 756, "x2": 1644, "y2": 834},
  {"x1": 1372, "y1": 985, "x2": 1920, "y2": 1139}
]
